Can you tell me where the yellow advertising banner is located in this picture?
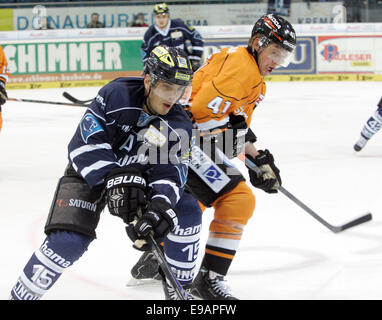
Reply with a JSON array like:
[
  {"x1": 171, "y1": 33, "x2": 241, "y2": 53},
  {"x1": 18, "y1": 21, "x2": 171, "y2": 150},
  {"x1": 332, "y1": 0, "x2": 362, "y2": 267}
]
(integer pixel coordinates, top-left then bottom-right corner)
[{"x1": 0, "y1": 9, "x2": 14, "y2": 31}]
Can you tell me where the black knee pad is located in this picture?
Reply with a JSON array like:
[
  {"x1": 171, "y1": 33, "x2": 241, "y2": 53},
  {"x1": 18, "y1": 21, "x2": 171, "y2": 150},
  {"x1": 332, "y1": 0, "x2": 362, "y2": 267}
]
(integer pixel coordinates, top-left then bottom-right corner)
[{"x1": 45, "y1": 173, "x2": 106, "y2": 239}]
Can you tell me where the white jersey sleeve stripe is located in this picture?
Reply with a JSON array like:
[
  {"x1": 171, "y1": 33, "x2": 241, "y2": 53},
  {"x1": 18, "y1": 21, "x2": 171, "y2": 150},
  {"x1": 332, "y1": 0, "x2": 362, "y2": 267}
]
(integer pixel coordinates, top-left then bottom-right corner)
[
  {"x1": 151, "y1": 194, "x2": 172, "y2": 204},
  {"x1": 69, "y1": 143, "x2": 112, "y2": 162},
  {"x1": 196, "y1": 117, "x2": 229, "y2": 131},
  {"x1": 191, "y1": 46, "x2": 204, "y2": 52},
  {"x1": 149, "y1": 179, "x2": 180, "y2": 202},
  {"x1": 80, "y1": 160, "x2": 117, "y2": 178}
]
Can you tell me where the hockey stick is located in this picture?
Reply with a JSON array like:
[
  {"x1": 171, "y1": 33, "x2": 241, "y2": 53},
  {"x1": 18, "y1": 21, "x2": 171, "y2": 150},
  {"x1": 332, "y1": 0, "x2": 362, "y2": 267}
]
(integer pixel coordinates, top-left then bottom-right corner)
[
  {"x1": 7, "y1": 97, "x2": 87, "y2": 107},
  {"x1": 63, "y1": 91, "x2": 93, "y2": 104},
  {"x1": 238, "y1": 153, "x2": 372, "y2": 233},
  {"x1": 147, "y1": 233, "x2": 188, "y2": 300},
  {"x1": 133, "y1": 208, "x2": 188, "y2": 300}
]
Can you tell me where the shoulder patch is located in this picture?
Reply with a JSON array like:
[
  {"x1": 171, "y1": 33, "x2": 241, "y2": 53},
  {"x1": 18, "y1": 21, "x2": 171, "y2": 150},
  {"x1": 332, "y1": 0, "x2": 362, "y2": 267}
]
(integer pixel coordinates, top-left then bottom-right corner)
[{"x1": 80, "y1": 113, "x2": 104, "y2": 143}]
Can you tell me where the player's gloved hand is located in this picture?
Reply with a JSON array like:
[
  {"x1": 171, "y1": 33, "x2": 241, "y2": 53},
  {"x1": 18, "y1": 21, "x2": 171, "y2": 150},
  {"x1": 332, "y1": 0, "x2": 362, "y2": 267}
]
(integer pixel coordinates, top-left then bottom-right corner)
[
  {"x1": 125, "y1": 198, "x2": 178, "y2": 251},
  {"x1": 226, "y1": 113, "x2": 248, "y2": 158},
  {"x1": 0, "y1": 82, "x2": 8, "y2": 106},
  {"x1": 190, "y1": 59, "x2": 200, "y2": 72},
  {"x1": 105, "y1": 168, "x2": 147, "y2": 224},
  {"x1": 246, "y1": 149, "x2": 281, "y2": 193}
]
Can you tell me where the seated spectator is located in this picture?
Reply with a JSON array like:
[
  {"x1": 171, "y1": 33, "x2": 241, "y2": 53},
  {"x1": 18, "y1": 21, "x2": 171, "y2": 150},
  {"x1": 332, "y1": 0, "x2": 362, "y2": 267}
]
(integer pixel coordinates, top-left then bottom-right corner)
[
  {"x1": 129, "y1": 13, "x2": 148, "y2": 27},
  {"x1": 87, "y1": 12, "x2": 105, "y2": 28}
]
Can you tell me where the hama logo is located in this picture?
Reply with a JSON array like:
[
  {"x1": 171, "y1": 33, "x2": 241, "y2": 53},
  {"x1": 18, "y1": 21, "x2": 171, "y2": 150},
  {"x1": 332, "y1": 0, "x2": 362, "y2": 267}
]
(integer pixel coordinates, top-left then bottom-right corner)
[
  {"x1": 203, "y1": 166, "x2": 223, "y2": 183},
  {"x1": 80, "y1": 113, "x2": 103, "y2": 143}
]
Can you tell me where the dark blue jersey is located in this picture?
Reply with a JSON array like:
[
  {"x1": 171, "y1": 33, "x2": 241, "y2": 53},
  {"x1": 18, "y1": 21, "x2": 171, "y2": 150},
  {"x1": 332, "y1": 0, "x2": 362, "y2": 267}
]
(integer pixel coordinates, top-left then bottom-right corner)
[
  {"x1": 68, "y1": 77, "x2": 193, "y2": 207},
  {"x1": 141, "y1": 19, "x2": 204, "y2": 64}
]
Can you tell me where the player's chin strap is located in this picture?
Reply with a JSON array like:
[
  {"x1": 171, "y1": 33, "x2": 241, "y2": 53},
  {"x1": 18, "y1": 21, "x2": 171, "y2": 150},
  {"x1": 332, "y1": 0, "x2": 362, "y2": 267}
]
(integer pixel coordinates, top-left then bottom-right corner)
[{"x1": 247, "y1": 46, "x2": 259, "y2": 65}]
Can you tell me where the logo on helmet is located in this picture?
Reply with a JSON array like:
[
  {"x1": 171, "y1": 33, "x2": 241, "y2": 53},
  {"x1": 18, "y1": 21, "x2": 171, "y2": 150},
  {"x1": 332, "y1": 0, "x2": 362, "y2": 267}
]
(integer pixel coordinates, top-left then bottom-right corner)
[
  {"x1": 175, "y1": 72, "x2": 190, "y2": 81},
  {"x1": 152, "y1": 46, "x2": 175, "y2": 67},
  {"x1": 177, "y1": 56, "x2": 189, "y2": 69},
  {"x1": 154, "y1": 2, "x2": 169, "y2": 14},
  {"x1": 268, "y1": 14, "x2": 281, "y2": 29}
]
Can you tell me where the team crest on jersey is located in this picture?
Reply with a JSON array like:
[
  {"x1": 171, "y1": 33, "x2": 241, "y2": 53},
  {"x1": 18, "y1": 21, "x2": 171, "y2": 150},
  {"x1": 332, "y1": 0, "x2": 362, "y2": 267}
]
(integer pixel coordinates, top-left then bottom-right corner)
[
  {"x1": 170, "y1": 31, "x2": 183, "y2": 39},
  {"x1": 143, "y1": 125, "x2": 167, "y2": 147},
  {"x1": 80, "y1": 113, "x2": 104, "y2": 143}
]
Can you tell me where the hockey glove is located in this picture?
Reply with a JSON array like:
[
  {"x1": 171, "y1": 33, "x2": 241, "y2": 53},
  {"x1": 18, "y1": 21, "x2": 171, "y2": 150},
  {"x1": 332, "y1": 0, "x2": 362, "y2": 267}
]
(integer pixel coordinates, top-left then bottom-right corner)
[
  {"x1": 125, "y1": 198, "x2": 178, "y2": 251},
  {"x1": 0, "y1": 82, "x2": 7, "y2": 106},
  {"x1": 227, "y1": 113, "x2": 248, "y2": 158},
  {"x1": 105, "y1": 168, "x2": 147, "y2": 224},
  {"x1": 190, "y1": 59, "x2": 201, "y2": 72},
  {"x1": 246, "y1": 149, "x2": 281, "y2": 193},
  {"x1": 214, "y1": 113, "x2": 248, "y2": 158}
]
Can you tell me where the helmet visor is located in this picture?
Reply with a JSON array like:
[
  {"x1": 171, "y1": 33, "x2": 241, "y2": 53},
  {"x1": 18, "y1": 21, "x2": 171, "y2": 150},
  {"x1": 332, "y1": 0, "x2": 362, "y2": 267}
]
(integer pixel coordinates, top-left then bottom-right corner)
[
  {"x1": 178, "y1": 84, "x2": 192, "y2": 105},
  {"x1": 151, "y1": 79, "x2": 188, "y2": 104},
  {"x1": 268, "y1": 45, "x2": 294, "y2": 68}
]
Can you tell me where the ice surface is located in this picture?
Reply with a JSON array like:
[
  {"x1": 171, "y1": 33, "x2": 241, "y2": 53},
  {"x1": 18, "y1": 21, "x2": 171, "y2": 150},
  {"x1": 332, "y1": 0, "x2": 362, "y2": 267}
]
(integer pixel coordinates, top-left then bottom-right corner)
[{"x1": 1, "y1": 82, "x2": 381, "y2": 300}]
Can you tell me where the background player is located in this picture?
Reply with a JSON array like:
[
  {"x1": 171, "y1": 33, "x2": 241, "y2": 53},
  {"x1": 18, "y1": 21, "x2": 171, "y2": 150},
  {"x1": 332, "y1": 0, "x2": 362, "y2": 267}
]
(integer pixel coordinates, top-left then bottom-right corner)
[
  {"x1": 0, "y1": 45, "x2": 9, "y2": 132},
  {"x1": 9, "y1": 46, "x2": 200, "y2": 300},
  {"x1": 353, "y1": 96, "x2": 382, "y2": 151},
  {"x1": 141, "y1": 2, "x2": 204, "y2": 71},
  {"x1": 131, "y1": 14, "x2": 297, "y2": 300}
]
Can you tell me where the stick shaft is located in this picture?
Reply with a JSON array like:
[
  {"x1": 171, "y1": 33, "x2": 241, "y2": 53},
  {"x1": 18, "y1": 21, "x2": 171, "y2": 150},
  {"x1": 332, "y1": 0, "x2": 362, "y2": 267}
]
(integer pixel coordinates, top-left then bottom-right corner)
[
  {"x1": 147, "y1": 234, "x2": 187, "y2": 300},
  {"x1": 135, "y1": 207, "x2": 187, "y2": 300},
  {"x1": 8, "y1": 97, "x2": 86, "y2": 107},
  {"x1": 240, "y1": 153, "x2": 372, "y2": 233}
]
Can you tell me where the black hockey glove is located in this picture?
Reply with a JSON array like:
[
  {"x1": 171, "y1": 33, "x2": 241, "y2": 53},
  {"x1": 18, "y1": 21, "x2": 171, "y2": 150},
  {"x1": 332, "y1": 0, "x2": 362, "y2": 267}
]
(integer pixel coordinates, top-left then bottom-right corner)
[
  {"x1": 105, "y1": 168, "x2": 147, "y2": 224},
  {"x1": 190, "y1": 59, "x2": 201, "y2": 72},
  {"x1": 125, "y1": 198, "x2": 178, "y2": 251},
  {"x1": 246, "y1": 149, "x2": 281, "y2": 194},
  {"x1": 224, "y1": 113, "x2": 248, "y2": 158},
  {"x1": 0, "y1": 82, "x2": 7, "y2": 106}
]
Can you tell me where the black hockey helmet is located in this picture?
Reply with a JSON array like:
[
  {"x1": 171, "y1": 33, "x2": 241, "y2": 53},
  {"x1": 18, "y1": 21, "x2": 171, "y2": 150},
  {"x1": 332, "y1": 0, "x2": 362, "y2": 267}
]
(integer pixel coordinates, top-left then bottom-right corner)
[
  {"x1": 251, "y1": 14, "x2": 296, "y2": 53},
  {"x1": 153, "y1": 3, "x2": 169, "y2": 15},
  {"x1": 145, "y1": 45, "x2": 193, "y2": 87}
]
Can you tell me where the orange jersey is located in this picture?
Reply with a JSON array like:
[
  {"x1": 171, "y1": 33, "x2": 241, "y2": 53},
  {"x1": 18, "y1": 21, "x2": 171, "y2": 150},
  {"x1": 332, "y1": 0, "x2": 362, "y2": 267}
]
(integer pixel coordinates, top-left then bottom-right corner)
[
  {"x1": 0, "y1": 45, "x2": 9, "y2": 86},
  {"x1": 189, "y1": 46, "x2": 266, "y2": 131}
]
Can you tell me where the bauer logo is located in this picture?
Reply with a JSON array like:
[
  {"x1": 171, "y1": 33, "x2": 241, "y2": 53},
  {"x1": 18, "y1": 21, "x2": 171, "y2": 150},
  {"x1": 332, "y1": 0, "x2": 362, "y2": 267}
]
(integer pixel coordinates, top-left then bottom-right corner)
[
  {"x1": 80, "y1": 113, "x2": 104, "y2": 143},
  {"x1": 106, "y1": 175, "x2": 146, "y2": 189}
]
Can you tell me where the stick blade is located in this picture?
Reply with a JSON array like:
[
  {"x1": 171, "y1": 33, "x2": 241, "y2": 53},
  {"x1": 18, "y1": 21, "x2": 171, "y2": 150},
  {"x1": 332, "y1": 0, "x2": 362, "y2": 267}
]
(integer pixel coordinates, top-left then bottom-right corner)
[
  {"x1": 334, "y1": 212, "x2": 372, "y2": 233},
  {"x1": 126, "y1": 277, "x2": 161, "y2": 287},
  {"x1": 62, "y1": 91, "x2": 77, "y2": 103},
  {"x1": 63, "y1": 91, "x2": 92, "y2": 104}
]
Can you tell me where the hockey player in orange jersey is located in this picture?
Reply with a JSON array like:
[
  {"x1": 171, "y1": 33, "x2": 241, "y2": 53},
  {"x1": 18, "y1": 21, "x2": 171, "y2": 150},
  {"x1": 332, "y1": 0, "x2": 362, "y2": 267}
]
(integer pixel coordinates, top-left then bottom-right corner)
[
  {"x1": 0, "y1": 45, "x2": 9, "y2": 132},
  {"x1": 130, "y1": 14, "x2": 296, "y2": 299}
]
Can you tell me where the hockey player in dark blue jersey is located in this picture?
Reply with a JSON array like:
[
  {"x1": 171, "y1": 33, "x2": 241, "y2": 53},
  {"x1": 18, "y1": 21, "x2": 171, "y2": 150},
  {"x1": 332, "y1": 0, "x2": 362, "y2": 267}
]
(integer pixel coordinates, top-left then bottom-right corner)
[
  {"x1": 10, "y1": 46, "x2": 202, "y2": 300},
  {"x1": 353, "y1": 96, "x2": 382, "y2": 151},
  {"x1": 141, "y1": 2, "x2": 204, "y2": 71}
]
